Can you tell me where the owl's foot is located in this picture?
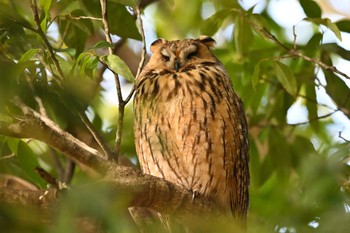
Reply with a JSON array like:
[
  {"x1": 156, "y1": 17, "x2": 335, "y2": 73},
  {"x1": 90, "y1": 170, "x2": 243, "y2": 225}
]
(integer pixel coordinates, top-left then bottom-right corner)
[{"x1": 190, "y1": 190, "x2": 200, "y2": 202}]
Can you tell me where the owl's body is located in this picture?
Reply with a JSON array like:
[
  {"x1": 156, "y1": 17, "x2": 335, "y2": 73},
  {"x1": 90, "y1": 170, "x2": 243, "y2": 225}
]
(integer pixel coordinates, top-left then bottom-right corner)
[{"x1": 133, "y1": 36, "x2": 249, "y2": 220}]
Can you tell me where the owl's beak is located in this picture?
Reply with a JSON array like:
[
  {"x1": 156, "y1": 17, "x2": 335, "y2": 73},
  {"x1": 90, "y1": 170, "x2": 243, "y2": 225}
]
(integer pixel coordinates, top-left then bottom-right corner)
[{"x1": 174, "y1": 59, "x2": 181, "y2": 72}]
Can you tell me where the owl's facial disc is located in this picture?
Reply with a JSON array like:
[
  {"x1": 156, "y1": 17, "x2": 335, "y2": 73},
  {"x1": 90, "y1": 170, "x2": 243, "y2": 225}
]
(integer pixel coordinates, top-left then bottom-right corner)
[{"x1": 160, "y1": 43, "x2": 199, "y2": 72}]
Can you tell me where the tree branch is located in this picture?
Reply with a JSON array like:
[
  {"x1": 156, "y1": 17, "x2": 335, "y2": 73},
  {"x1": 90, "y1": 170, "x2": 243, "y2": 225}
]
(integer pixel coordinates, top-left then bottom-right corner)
[
  {"x1": 0, "y1": 166, "x2": 219, "y2": 225},
  {"x1": 135, "y1": 5, "x2": 147, "y2": 78},
  {"x1": 0, "y1": 100, "x2": 109, "y2": 175},
  {"x1": 261, "y1": 27, "x2": 350, "y2": 80}
]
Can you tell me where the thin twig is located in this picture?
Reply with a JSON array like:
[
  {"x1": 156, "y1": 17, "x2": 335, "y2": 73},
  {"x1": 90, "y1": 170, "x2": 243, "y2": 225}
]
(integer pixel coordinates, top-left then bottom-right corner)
[
  {"x1": 339, "y1": 131, "x2": 350, "y2": 143},
  {"x1": 63, "y1": 159, "x2": 76, "y2": 184},
  {"x1": 99, "y1": 0, "x2": 124, "y2": 161},
  {"x1": 99, "y1": 0, "x2": 113, "y2": 55},
  {"x1": 292, "y1": 25, "x2": 297, "y2": 51},
  {"x1": 287, "y1": 110, "x2": 338, "y2": 126},
  {"x1": 35, "y1": 167, "x2": 59, "y2": 189},
  {"x1": 66, "y1": 15, "x2": 102, "y2": 21},
  {"x1": 79, "y1": 112, "x2": 113, "y2": 159},
  {"x1": 32, "y1": 0, "x2": 113, "y2": 168},
  {"x1": 31, "y1": 0, "x2": 65, "y2": 81},
  {"x1": 261, "y1": 27, "x2": 350, "y2": 80},
  {"x1": 135, "y1": 5, "x2": 147, "y2": 78}
]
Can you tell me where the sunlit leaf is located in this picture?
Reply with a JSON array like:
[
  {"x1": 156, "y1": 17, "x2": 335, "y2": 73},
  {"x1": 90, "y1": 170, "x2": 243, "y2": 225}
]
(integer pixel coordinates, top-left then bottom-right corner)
[
  {"x1": 234, "y1": 14, "x2": 254, "y2": 54},
  {"x1": 91, "y1": 41, "x2": 113, "y2": 50},
  {"x1": 39, "y1": 0, "x2": 52, "y2": 15},
  {"x1": 18, "y1": 49, "x2": 40, "y2": 63},
  {"x1": 54, "y1": 47, "x2": 77, "y2": 57},
  {"x1": 274, "y1": 61, "x2": 297, "y2": 96},
  {"x1": 306, "y1": 18, "x2": 342, "y2": 41},
  {"x1": 102, "y1": 54, "x2": 135, "y2": 83},
  {"x1": 200, "y1": 9, "x2": 233, "y2": 36},
  {"x1": 16, "y1": 141, "x2": 45, "y2": 188}
]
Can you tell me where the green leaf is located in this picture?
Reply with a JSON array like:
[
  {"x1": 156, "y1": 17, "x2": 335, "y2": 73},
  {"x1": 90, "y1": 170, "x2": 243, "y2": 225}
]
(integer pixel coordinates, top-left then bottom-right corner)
[
  {"x1": 39, "y1": 0, "x2": 52, "y2": 33},
  {"x1": 54, "y1": 47, "x2": 77, "y2": 57},
  {"x1": 321, "y1": 43, "x2": 350, "y2": 60},
  {"x1": 107, "y1": 3, "x2": 141, "y2": 40},
  {"x1": 300, "y1": 0, "x2": 321, "y2": 18},
  {"x1": 273, "y1": 61, "x2": 297, "y2": 96},
  {"x1": 324, "y1": 71, "x2": 350, "y2": 116},
  {"x1": 16, "y1": 141, "x2": 45, "y2": 188},
  {"x1": 248, "y1": 14, "x2": 270, "y2": 40},
  {"x1": 252, "y1": 61, "x2": 262, "y2": 90},
  {"x1": 102, "y1": 54, "x2": 135, "y2": 83},
  {"x1": 200, "y1": 9, "x2": 233, "y2": 36},
  {"x1": 91, "y1": 41, "x2": 113, "y2": 50},
  {"x1": 40, "y1": 0, "x2": 52, "y2": 15},
  {"x1": 305, "y1": 83, "x2": 318, "y2": 130},
  {"x1": 336, "y1": 20, "x2": 350, "y2": 33},
  {"x1": 6, "y1": 138, "x2": 19, "y2": 153},
  {"x1": 234, "y1": 14, "x2": 254, "y2": 54},
  {"x1": 109, "y1": 0, "x2": 139, "y2": 7},
  {"x1": 19, "y1": 49, "x2": 40, "y2": 63},
  {"x1": 306, "y1": 18, "x2": 342, "y2": 41}
]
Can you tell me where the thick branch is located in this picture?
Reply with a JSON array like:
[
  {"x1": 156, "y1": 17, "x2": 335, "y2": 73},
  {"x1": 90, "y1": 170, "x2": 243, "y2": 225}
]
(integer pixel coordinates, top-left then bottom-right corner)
[
  {"x1": 0, "y1": 105, "x2": 109, "y2": 175},
  {"x1": 105, "y1": 165, "x2": 218, "y2": 219},
  {"x1": 0, "y1": 188, "x2": 57, "y2": 210},
  {"x1": 0, "y1": 166, "x2": 218, "y2": 224}
]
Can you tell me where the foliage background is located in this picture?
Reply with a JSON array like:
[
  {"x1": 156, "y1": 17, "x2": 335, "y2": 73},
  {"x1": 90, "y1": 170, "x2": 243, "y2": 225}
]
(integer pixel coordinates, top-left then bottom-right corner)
[{"x1": 0, "y1": 0, "x2": 350, "y2": 232}]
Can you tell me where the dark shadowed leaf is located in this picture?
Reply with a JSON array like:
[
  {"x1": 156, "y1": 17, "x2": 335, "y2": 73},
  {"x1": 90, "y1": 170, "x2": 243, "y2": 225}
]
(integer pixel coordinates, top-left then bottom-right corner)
[
  {"x1": 107, "y1": 3, "x2": 141, "y2": 40},
  {"x1": 305, "y1": 83, "x2": 319, "y2": 130},
  {"x1": 336, "y1": 20, "x2": 350, "y2": 33},
  {"x1": 109, "y1": 0, "x2": 139, "y2": 7},
  {"x1": 323, "y1": 71, "x2": 350, "y2": 119},
  {"x1": 300, "y1": 0, "x2": 321, "y2": 18},
  {"x1": 252, "y1": 60, "x2": 262, "y2": 90}
]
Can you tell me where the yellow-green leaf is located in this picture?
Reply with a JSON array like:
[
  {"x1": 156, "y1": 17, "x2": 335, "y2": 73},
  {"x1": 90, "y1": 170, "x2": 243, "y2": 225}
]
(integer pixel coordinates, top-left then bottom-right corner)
[
  {"x1": 19, "y1": 49, "x2": 40, "y2": 63},
  {"x1": 234, "y1": 15, "x2": 254, "y2": 54},
  {"x1": 102, "y1": 54, "x2": 135, "y2": 83},
  {"x1": 252, "y1": 61, "x2": 262, "y2": 90},
  {"x1": 200, "y1": 9, "x2": 233, "y2": 36},
  {"x1": 306, "y1": 18, "x2": 342, "y2": 41},
  {"x1": 274, "y1": 61, "x2": 297, "y2": 96}
]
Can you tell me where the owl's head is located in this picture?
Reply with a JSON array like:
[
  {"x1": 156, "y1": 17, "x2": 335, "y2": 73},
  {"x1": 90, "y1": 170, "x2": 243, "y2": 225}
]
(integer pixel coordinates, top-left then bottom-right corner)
[{"x1": 146, "y1": 36, "x2": 218, "y2": 73}]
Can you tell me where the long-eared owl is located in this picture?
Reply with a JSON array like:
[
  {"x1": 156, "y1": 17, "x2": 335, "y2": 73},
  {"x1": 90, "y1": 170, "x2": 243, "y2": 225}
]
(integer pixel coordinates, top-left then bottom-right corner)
[{"x1": 133, "y1": 36, "x2": 249, "y2": 220}]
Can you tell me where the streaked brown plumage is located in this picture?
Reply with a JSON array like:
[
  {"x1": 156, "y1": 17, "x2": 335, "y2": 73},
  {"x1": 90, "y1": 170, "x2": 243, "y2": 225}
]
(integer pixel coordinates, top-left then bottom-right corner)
[{"x1": 133, "y1": 36, "x2": 249, "y2": 221}]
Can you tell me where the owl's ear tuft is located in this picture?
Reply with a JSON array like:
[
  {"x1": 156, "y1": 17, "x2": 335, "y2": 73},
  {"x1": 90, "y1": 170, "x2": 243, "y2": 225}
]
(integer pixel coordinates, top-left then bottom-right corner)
[
  {"x1": 150, "y1": 38, "x2": 167, "y2": 53},
  {"x1": 198, "y1": 36, "x2": 216, "y2": 48}
]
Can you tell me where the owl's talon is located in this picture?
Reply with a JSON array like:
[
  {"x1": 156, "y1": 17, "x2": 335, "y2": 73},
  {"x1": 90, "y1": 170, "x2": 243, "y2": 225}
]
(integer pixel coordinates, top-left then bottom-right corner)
[{"x1": 191, "y1": 190, "x2": 199, "y2": 202}]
